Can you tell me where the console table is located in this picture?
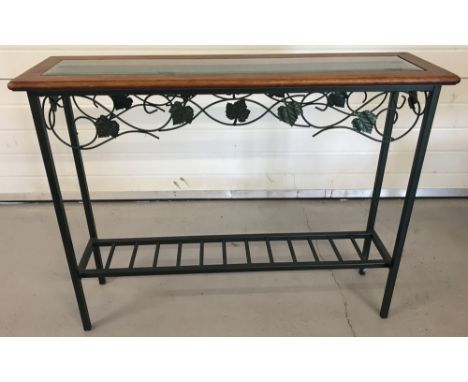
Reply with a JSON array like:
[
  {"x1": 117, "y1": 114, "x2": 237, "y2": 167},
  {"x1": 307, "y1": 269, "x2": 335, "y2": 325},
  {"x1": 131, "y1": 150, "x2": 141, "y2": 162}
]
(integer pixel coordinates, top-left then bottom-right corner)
[{"x1": 8, "y1": 53, "x2": 460, "y2": 331}]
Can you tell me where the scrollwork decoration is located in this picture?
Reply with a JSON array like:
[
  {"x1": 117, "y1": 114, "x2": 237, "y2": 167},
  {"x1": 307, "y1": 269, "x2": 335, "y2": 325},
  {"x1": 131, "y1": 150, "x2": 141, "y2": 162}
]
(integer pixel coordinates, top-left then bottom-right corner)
[{"x1": 40, "y1": 90, "x2": 427, "y2": 150}]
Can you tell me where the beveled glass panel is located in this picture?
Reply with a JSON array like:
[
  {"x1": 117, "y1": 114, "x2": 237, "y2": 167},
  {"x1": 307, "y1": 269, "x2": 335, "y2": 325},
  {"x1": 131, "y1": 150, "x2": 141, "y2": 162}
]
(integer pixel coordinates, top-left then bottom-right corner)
[{"x1": 43, "y1": 56, "x2": 422, "y2": 76}]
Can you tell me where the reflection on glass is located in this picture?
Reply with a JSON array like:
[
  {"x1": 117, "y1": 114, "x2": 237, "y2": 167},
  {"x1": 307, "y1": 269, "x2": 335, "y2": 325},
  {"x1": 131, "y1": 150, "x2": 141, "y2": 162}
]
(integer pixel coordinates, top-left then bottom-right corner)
[{"x1": 43, "y1": 56, "x2": 422, "y2": 76}]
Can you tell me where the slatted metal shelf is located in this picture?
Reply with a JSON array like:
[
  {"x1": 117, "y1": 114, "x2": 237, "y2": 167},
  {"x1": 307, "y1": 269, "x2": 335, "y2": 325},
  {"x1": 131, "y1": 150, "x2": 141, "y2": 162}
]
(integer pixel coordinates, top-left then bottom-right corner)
[{"x1": 78, "y1": 230, "x2": 392, "y2": 278}]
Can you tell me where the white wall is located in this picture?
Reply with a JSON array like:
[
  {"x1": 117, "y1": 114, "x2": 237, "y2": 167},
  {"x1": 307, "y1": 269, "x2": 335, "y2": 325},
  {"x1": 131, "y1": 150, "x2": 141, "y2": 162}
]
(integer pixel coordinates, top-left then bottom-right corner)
[{"x1": 1, "y1": 45, "x2": 467, "y2": 200}]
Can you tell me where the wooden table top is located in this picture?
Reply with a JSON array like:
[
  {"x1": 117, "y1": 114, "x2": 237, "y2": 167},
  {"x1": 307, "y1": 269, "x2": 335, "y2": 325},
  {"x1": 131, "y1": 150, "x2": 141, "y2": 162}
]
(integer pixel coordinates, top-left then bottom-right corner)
[{"x1": 8, "y1": 52, "x2": 460, "y2": 92}]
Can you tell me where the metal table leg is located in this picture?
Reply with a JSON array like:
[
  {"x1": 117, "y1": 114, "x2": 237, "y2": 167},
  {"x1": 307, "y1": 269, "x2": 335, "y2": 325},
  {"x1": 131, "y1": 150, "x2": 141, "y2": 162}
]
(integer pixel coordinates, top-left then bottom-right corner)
[
  {"x1": 28, "y1": 93, "x2": 92, "y2": 331},
  {"x1": 62, "y1": 96, "x2": 106, "y2": 285},
  {"x1": 360, "y1": 91, "x2": 400, "y2": 274},
  {"x1": 380, "y1": 86, "x2": 441, "y2": 318}
]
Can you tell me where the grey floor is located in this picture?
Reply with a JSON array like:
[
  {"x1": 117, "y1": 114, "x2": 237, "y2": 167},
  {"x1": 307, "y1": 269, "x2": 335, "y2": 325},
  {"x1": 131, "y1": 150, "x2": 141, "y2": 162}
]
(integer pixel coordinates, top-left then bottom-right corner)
[{"x1": 0, "y1": 199, "x2": 467, "y2": 336}]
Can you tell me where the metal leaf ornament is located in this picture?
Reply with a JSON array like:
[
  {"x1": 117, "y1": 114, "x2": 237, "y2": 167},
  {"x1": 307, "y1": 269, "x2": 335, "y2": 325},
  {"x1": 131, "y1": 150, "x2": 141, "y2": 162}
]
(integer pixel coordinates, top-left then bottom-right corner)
[
  {"x1": 278, "y1": 101, "x2": 302, "y2": 126},
  {"x1": 327, "y1": 92, "x2": 347, "y2": 108},
  {"x1": 352, "y1": 111, "x2": 377, "y2": 133},
  {"x1": 95, "y1": 115, "x2": 120, "y2": 138},
  {"x1": 111, "y1": 94, "x2": 133, "y2": 111},
  {"x1": 169, "y1": 101, "x2": 194, "y2": 125},
  {"x1": 226, "y1": 99, "x2": 251, "y2": 123},
  {"x1": 408, "y1": 91, "x2": 418, "y2": 112}
]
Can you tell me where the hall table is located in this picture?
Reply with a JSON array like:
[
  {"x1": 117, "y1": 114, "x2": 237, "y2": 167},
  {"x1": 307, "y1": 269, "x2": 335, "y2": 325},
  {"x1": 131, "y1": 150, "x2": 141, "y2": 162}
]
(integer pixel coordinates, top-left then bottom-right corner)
[{"x1": 8, "y1": 53, "x2": 460, "y2": 331}]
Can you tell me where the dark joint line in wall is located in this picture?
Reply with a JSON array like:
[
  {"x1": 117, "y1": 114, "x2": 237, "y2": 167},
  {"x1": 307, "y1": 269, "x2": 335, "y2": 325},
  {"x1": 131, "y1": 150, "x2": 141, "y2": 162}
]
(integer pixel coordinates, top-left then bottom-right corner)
[{"x1": 1, "y1": 188, "x2": 468, "y2": 205}]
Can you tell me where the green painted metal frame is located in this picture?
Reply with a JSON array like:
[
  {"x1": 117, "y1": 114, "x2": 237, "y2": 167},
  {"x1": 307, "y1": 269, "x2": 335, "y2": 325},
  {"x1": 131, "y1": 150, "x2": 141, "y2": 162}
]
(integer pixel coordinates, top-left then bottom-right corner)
[{"x1": 27, "y1": 83, "x2": 441, "y2": 330}]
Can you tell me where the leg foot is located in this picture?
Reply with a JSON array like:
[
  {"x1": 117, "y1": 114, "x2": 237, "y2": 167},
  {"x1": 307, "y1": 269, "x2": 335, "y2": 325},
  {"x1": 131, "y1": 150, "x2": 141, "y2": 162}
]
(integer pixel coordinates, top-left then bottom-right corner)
[
  {"x1": 83, "y1": 322, "x2": 92, "y2": 331},
  {"x1": 99, "y1": 277, "x2": 106, "y2": 285},
  {"x1": 379, "y1": 309, "x2": 389, "y2": 319},
  {"x1": 359, "y1": 268, "x2": 367, "y2": 275}
]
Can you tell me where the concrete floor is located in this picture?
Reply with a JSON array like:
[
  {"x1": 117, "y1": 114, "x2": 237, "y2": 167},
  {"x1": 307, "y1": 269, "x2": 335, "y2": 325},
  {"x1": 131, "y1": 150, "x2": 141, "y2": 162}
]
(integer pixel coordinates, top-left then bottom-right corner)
[{"x1": 0, "y1": 199, "x2": 467, "y2": 336}]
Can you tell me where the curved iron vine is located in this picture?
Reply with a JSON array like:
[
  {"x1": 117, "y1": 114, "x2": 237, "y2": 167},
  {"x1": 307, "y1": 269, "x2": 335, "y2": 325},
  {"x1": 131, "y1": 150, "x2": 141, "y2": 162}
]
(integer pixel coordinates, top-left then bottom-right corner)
[{"x1": 41, "y1": 91, "x2": 427, "y2": 150}]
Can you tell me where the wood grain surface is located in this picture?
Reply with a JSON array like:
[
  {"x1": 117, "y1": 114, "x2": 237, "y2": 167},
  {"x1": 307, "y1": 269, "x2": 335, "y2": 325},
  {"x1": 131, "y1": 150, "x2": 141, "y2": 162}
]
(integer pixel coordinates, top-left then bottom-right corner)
[{"x1": 7, "y1": 52, "x2": 460, "y2": 92}]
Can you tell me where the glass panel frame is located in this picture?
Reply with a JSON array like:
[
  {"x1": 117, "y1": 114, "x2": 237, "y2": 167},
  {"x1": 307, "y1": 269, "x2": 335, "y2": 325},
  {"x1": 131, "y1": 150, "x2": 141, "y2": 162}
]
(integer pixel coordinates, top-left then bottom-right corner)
[{"x1": 43, "y1": 56, "x2": 423, "y2": 77}]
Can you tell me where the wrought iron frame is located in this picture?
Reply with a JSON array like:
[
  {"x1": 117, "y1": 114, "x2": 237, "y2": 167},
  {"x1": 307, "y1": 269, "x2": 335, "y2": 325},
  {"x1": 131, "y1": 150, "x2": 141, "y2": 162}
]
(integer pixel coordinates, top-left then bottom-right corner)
[{"x1": 27, "y1": 83, "x2": 441, "y2": 331}]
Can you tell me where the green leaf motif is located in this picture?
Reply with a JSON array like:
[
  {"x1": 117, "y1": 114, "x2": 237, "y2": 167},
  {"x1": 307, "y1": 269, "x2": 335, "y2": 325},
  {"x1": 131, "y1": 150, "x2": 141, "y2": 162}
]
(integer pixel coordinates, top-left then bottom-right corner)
[
  {"x1": 170, "y1": 102, "x2": 194, "y2": 125},
  {"x1": 111, "y1": 94, "x2": 133, "y2": 111},
  {"x1": 95, "y1": 115, "x2": 120, "y2": 138},
  {"x1": 352, "y1": 111, "x2": 377, "y2": 133},
  {"x1": 226, "y1": 99, "x2": 251, "y2": 123},
  {"x1": 327, "y1": 92, "x2": 347, "y2": 108},
  {"x1": 277, "y1": 101, "x2": 302, "y2": 126}
]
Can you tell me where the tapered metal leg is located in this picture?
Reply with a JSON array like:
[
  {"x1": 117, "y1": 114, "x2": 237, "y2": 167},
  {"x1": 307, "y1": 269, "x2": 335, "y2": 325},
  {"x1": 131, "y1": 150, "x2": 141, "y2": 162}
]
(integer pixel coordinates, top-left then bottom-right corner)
[
  {"x1": 28, "y1": 94, "x2": 92, "y2": 331},
  {"x1": 360, "y1": 92, "x2": 400, "y2": 274},
  {"x1": 380, "y1": 86, "x2": 441, "y2": 318},
  {"x1": 62, "y1": 96, "x2": 106, "y2": 285}
]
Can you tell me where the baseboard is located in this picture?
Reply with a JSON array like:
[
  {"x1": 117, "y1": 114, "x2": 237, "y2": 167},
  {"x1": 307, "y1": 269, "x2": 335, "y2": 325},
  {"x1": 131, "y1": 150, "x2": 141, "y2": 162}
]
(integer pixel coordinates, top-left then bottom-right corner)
[{"x1": 1, "y1": 188, "x2": 468, "y2": 203}]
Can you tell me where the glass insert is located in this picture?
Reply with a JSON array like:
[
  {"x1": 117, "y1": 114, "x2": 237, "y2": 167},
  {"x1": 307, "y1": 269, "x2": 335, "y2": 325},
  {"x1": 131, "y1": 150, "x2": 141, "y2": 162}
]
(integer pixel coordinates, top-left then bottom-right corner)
[{"x1": 43, "y1": 56, "x2": 422, "y2": 76}]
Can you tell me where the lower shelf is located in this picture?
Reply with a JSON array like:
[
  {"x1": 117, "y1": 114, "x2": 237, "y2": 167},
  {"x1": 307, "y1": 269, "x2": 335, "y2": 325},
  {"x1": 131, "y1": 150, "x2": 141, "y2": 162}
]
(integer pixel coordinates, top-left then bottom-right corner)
[{"x1": 78, "y1": 230, "x2": 392, "y2": 278}]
